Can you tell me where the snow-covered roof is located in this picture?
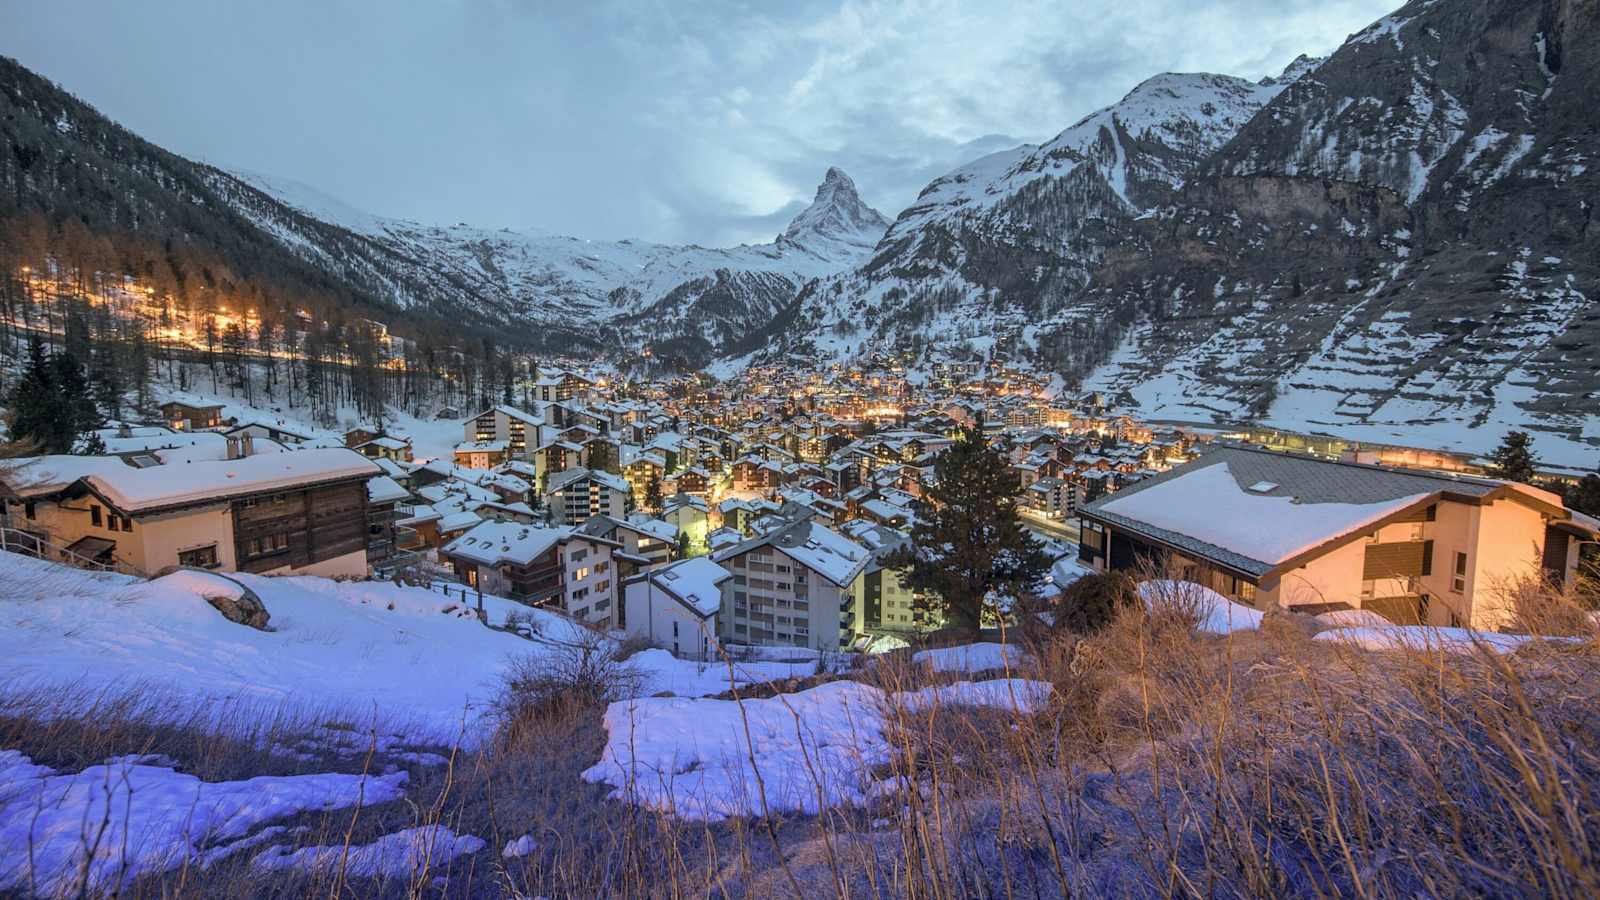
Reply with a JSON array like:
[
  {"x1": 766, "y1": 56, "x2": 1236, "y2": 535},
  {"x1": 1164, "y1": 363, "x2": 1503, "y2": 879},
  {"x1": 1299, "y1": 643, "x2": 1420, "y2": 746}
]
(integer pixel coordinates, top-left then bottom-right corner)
[
  {"x1": 437, "y1": 510, "x2": 485, "y2": 534},
  {"x1": 444, "y1": 521, "x2": 573, "y2": 566},
  {"x1": 642, "y1": 556, "x2": 732, "y2": 617},
  {"x1": 545, "y1": 467, "x2": 631, "y2": 496},
  {"x1": 477, "y1": 404, "x2": 544, "y2": 427},
  {"x1": 1086, "y1": 447, "x2": 1489, "y2": 573},
  {"x1": 99, "y1": 429, "x2": 227, "y2": 456},
  {"x1": 455, "y1": 440, "x2": 508, "y2": 453},
  {"x1": 6, "y1": 448, "x2": 380, "y2": 513},
  {"x1": 366, "y1": 475, "x2": 411, "y2": 505},
  {"x1": 716, "y1": 519, "x2": 870, "y2": 588}
]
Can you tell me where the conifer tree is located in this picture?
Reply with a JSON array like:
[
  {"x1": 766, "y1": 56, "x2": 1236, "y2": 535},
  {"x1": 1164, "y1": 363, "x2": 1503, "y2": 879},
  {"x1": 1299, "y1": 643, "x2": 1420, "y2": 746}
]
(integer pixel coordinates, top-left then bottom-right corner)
[
  {"x1": 5, "y1": 339, "x2": 100, "y2": 454},
  {"x1": 645, "y1": 475, "x2": 663, "y2": 512},
  {"x1": 1568, "y1": 471, "x2": 1600, "y2": 517},
  {"x1": 886, "y1": 424, "x2": 1050, "y2": 633},
  {"x1": 1487, "y1": 431, "x2": 1539, "y2": 484}
]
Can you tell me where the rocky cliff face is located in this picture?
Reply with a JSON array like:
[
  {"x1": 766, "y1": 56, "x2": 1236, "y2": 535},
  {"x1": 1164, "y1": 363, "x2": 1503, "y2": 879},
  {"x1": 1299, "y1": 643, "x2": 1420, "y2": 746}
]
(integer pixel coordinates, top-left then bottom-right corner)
[{"x1": 1080, "y1": 0, "x2": 1598, "y2": 464}]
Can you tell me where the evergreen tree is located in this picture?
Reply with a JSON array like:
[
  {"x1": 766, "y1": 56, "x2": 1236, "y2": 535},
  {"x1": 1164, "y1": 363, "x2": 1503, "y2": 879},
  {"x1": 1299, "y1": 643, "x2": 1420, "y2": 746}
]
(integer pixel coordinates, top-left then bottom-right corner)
[
  {"x1": 885, "y1": 425, "x2": 1050, "y2": 633},
  {"x1": 674, "y1": 529, "x2": 691, "y2": 560},
  {"x1": 1568, "y1": 471, "x2": 1600, "y2": 517},
  {"x1": 1487, "y1": 431, "x2": 1539, "y2": 484},
  {"x1": 645, "y1": 475, "x2": 663, "y2": 511},
  {"x1": 5, "y1": 340, "x2": 100, "y2": 454}
]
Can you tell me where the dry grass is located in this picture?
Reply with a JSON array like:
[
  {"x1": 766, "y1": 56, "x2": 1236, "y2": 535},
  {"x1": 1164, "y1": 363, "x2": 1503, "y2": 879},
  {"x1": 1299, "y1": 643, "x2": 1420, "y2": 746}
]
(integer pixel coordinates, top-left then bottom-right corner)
[{"x1": 6, "y1": 576, "x2": 1600, "y2": 898}]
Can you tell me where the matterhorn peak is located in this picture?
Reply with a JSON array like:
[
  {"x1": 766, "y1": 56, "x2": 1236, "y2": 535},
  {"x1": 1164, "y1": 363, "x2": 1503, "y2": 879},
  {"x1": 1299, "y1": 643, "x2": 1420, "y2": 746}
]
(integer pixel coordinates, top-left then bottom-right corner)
[{"x1": 780, "y1": 167, "x2": 891, "y2": 254}]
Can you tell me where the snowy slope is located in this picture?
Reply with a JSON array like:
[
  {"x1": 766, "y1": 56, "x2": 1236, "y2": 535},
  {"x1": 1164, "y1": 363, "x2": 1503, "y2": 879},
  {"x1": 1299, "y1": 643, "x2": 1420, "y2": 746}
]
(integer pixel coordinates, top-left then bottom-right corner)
[{"x1": 0, "y1": 552, "x2": 821, "y2": 743}]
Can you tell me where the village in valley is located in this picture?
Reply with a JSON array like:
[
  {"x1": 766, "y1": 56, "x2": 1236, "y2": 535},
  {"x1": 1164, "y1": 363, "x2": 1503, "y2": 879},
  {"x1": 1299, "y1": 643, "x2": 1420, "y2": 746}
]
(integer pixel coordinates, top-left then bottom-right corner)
[
  {"x1": 4, "y1": 338, "x2": 1595, "y2": 657},
  {"x1": 4, "y1": 0, "x2": 1600, "y2": 893}
]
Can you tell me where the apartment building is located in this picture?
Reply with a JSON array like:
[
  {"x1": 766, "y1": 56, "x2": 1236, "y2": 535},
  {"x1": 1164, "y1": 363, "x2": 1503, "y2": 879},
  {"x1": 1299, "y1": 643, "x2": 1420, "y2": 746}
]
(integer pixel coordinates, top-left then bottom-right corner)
[
  {"x1": 465, "y1": 405, "x2": 546, "y2": 460},
  {"x1": 544, "y1": 468, "x2": 631, "y2": 526},
  {"x1": 442, "y1": 520, "x2": 621, "y2": 625},
  {"x1": 712, "y1": 517, "x2": 870, "y2": 651}
]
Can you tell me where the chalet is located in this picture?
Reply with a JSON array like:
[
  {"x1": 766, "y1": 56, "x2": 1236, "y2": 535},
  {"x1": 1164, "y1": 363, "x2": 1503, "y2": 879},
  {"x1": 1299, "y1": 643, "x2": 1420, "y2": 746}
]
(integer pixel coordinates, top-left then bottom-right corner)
[
  {"x1": 159, "y1": 401, "x2": 224, "y2": 432},
  {"x1": 353, "y1": 435, "x2": 413, "y2": 463},
  {"x1": 620, "y1": 557, "x2": 731, "y2": 660},
  {"x1": 576, "y1": 514, "x2": 674, "y2": 568},
  {"x1": 530, "y1": 371, "x2": 593, "y2": 405},
  {"x1": 712, "y1": 517, "x2": 871, "y2": 651},
  {"x1": 623, "y1": 452, "x2": 667, "y2": 504},
  {"x1": 662, "y1": 493, "x2": 709, "y2": 548},
  {"x1": 344, "y1": 426, "x2": 380, "y2": 449},
  {"x1": 1, "y1": 448, "x2": 379, "y2": 578},
  {"x1": 226, "y1": 422, "x2": 314, "y2": 446},
  {"x1": 664, "y1": 466, "x2": 711, "y2": 497},
  {"x1": 366, "y1": 475, "x2": 414, "y2": 570},
  {"x1": 454, "y1": 440, "x2": 511, "y2": 470},
  {"x1": 1078, "y1": 445, "x2": 1600, "y2": 629},
  {"x1": 544, "y1": 468, "x2": 631, "y2": 526},
  {"x1": 731, "y1": 456, "x2": 785, "y2": 492},
  {"x1": 442, "y1": 521, "x2": 621, "y2": 625},
  {"x1": 533, "y1": 440, "x2": 584, "y2": 484}
]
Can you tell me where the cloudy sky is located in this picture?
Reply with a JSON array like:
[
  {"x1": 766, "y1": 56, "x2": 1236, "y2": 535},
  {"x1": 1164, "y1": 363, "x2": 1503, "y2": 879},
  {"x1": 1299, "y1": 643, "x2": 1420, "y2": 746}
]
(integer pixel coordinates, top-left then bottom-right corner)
[{"x1": 5, "y1": 0, "x2": 1398, "y2": 246}]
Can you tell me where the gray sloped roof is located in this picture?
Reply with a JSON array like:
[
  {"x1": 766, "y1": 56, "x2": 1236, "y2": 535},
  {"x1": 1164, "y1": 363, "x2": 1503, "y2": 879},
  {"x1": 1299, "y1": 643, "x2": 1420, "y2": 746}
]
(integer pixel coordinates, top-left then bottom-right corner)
[{"x1": 1080, "y1": 443, "x2": 1503, "y2": 576}]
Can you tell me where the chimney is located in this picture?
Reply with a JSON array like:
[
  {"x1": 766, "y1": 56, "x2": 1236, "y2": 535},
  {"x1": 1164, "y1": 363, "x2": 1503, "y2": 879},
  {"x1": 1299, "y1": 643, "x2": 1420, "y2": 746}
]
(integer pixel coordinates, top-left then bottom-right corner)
[{"x1": 241, "y1": 434, "x2": 254, "y2": 458}]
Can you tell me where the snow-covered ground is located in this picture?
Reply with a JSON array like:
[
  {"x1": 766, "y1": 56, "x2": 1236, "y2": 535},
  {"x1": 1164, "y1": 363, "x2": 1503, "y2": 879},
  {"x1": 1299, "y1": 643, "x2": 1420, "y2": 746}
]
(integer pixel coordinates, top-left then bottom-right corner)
[
  {"x1": 151, "y1": 383, "x2": 465, "y2": 462},
  {"x1": 0, "y1": 749, "x2": 408, "y2": 895},
  {"x1": 1138, "y1": 580, "x2": 1265, "y2": 634},
  {"x1": 582, "y1": 677, "x2": 1053, "y2": 821},
  {"x1": 910, "y1": 642, "x2": 1026, "y2": 674},
  {"x1": 251, "y1": 825, "x2": 484, "y2": 879},
  {"x1": 0, "y1": 552, "x2": 821, "y2": 745},
  {"x1": 1313, "y1": 625, "x2": 1582, "y2": 655}
]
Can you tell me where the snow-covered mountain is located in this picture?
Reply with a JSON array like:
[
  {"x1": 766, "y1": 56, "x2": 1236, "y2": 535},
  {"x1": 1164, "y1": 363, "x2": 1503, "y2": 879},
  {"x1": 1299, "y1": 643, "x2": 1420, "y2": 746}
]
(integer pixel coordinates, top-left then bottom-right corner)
[
  {"x1": 1077, "y1": 0, "x2": 1599, "y2": 464},
  {"x1": 754, "y1": 0, "x2": 1598, "y2": 465},
  {"x1": 215, "y1": 167, "x2": 889, "y2": 364},
  {"x1": 752, "y1": 62, "x2": 1317, "y2": 368}
]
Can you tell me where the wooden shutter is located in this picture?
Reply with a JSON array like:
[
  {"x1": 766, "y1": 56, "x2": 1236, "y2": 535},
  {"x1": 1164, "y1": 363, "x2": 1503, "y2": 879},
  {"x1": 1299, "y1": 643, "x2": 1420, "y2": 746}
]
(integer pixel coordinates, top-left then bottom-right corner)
[{"x1": 1363, "y1": 541, "x2": 1428, "y2": 580}]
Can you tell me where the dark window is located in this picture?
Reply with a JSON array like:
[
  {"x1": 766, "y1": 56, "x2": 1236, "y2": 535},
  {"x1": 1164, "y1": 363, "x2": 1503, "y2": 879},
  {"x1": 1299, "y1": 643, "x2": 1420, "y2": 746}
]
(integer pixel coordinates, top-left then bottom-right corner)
[
  {"x1": 90, "y1": 505, "x2": 102, "y2": 527},
  {"x1": 1421, "y1": 540, "x2": 1434, "y2": 576},
  {"x1": 121, "y1": 516, "x2": 133, "y2": 533},
  {"x1": 179, "y1": 545, "x2": 219, "y2": 569},
  {"x1": 24, "y1": 502, "x2": 36, "y2": 519}
]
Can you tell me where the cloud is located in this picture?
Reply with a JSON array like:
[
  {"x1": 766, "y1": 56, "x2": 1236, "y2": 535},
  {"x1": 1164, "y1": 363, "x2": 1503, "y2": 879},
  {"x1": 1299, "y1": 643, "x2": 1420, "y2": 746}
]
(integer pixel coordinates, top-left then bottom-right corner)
[{"x1": 2, "y1": 0, "x2": 1399, "y2": 246}]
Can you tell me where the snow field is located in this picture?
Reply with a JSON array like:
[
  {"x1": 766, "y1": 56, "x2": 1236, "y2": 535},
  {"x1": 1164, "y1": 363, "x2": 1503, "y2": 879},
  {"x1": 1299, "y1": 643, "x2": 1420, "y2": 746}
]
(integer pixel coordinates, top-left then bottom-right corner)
[{"x1": 582, "y1": 677, "x2": 1053, "y2": 821}]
